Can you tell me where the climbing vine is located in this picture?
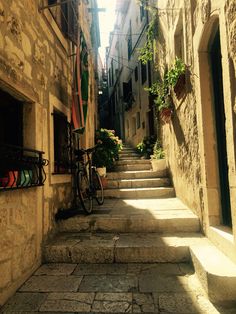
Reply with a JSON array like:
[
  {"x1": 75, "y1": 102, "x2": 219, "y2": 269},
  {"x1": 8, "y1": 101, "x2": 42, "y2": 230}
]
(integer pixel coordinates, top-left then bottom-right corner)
[{"x1": 138, "y1": 9, "x2": 158, "y2": 65}]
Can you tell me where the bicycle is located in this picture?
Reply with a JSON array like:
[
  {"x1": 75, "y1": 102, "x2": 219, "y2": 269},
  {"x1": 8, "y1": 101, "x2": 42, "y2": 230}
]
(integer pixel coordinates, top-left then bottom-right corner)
[{"x1": 74, "y1": 146, "x2": 104, "y2": 214}]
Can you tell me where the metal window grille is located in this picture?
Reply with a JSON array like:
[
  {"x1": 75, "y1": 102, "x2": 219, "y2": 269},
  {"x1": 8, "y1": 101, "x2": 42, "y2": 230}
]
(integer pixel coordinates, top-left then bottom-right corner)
[{"x1": 0, "y1": 144, "x2": 48, "y2": 191}]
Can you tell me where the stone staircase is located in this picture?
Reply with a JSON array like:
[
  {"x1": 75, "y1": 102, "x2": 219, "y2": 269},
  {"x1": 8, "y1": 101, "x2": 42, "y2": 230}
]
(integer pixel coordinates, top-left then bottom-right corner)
[
  {"x1": 43, "y1": 144, "x2": 236, "y2": 305},
  {"x1": 104, "y1": 145, "x2": 175, "y2": 199}
]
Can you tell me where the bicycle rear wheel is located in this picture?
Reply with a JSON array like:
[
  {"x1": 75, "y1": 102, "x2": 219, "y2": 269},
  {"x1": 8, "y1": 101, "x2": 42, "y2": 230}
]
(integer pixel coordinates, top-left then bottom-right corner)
[
  {"x1": 77, "y1": 170, "x2": 93, "y2": 214},
  {"x1": 92, "y1": 168, "x2": 104, "y2": 205}
]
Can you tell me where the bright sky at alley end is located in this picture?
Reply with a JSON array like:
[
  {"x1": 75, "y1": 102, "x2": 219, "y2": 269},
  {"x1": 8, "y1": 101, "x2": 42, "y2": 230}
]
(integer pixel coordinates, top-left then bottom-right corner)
[{"x1": 97, "y1": 0, "x2": 116, "y2": 63}]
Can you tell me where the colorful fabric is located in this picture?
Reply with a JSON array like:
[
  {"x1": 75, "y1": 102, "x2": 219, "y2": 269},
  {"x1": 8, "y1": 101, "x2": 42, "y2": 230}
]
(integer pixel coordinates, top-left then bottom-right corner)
[{"x1": 72, "y1": 31, "x2": 89, "y2": 133}]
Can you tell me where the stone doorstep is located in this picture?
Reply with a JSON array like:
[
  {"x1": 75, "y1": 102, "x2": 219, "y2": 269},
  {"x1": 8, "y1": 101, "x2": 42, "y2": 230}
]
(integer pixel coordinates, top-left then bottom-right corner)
[
  {"x1": 107, "y1": 169, "x2": 168, "y2": 180},
  {"x1": 104, "y1": 187, "x2": 175, "y2": 199},
  {"x1": 190, "y1": 243, "x2": 236, "y2": 304},
  {"x1": 107, "y1": 177, "x2": 171, "y2": 189},
  {"x1": 57, "y1": 213, "x2": 200, "y2": 233},
  {"x1": 43, "y1": 232, "x2": 204, "y2": 264}
]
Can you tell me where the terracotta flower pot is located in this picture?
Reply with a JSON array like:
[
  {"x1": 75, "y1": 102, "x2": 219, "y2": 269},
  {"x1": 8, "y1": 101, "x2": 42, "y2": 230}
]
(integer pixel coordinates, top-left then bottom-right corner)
[
  {"x1": 174, "y1": 73, "x2": 186, "y2": 99},
  {"x1": 160, "y1": 108, "x2": 172, "y2": 123}
]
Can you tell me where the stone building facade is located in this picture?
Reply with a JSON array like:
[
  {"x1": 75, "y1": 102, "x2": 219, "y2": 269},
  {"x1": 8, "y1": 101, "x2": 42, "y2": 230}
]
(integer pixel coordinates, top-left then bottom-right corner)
[
  {"x1": 106, "y1": 0, "x2": 155, "y2": 145},
  {"x1": 0, "y1": 0, "x2": 99, "y2": 305},
  {"x1": 154, "y1": 0, "x2": 236, "y2": 263}
]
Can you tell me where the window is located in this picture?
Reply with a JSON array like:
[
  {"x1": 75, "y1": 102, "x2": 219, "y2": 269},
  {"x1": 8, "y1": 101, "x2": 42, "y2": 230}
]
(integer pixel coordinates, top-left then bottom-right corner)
[
  {"x1": 127, "y1": 20, "x2": 132, "y2": 60},
  {"x1": 47, "y1": 0, "x2": 78, "y2": 43},
  {"x1": 123, "y1": 79, "x2": 133, "y2": 111},
  {"x1": 136, "y1": 112, "x2": 141, "y2": 129},
  {"x1": 135, "y1": 66, "x2": 138, "y2": 81},
  {"x1": 0, "y1": 89, "x2": 23, "y2": 147},
  {"x1": 140, "y1": 2, "x2": 145, "y2": 21},
  {"x1": 53, "y1": 110, "x2": 71, "y2": 174},
  {"x1": 131, "y1": 117, "x2": 136, "y2": 136},
  {"x1": 0, "y1": 89, "x2": 47, "y2": 190},
  {"x1": 141, "y1": 62, "x2": 147, "y2": 84},
  {"x1": 174, "y1": 14, "x2": 184, "y2": 60},
  {"x1": 111, "y1": 59, "x2": 114, "y2": 85}
]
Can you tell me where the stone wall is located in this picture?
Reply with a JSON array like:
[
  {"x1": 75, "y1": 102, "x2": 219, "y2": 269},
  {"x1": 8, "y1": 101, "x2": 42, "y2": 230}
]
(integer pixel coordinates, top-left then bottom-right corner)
[
  {"x1": 0, "y1": 0, "x2": 97, "y2": 306},
  {"x1": 156, "y1": 0, "x2": 236, "y2": 260}
]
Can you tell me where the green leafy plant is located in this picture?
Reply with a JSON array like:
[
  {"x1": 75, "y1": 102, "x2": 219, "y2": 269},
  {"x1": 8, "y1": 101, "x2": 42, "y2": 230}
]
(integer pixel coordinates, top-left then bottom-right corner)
[
  {"x1": 93, "y1": 129, "x2": 122, "y2": 170},
  {"x1": 166, "y1": 57, "x2": 186, "y2": 87},
  {"x1": 146, "y1": 58, "x2": 185, "y2": 112},
  {"x1": 136, "y1": 135, "x2": 156, "y2": 158},
  {"x1": 138, "y1": 12, "x2": 158, "y2": 65},
  {"x1": 151, "y1": 140, "x2": 165, "y2": 159}
]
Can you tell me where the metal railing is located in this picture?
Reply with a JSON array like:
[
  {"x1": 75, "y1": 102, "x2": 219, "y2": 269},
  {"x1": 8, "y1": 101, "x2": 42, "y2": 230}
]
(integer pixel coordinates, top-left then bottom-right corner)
[{"x1": 0, "y1": 144, "x2": 48, "y2": 191}]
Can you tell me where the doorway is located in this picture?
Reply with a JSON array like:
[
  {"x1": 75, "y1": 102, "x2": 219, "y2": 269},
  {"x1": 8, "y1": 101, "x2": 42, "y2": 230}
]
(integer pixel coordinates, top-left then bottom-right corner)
[{"x1": 210, "y1": 28, "x2": 232, "y2": 226}]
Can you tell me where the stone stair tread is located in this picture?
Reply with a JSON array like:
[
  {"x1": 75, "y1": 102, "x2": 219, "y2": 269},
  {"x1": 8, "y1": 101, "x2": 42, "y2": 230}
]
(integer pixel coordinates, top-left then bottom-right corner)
[
  {"x1": 105, "y1": 187, "x2": 174, "y2": 191},
  {"x1": 43, "y1": 232, "x2": 205, "y2": 264},
  {"x1": 116, "y1": 160, "x2": 150, "y2": 165},
  {"x1": 57, "y1": 202, "x2": 200, "y2": 233},
  {"x1": 108, "y1": 170, "x2": 157, "y2": 174},
  {"x1": 109, "y1": 177, "x2": 169, "y2": 182}
]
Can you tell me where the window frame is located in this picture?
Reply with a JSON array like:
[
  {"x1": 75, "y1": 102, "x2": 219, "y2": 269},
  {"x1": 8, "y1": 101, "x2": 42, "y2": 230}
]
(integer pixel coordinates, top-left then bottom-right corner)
[{"x1": 49, "y1": 93, "x2": 71, "y2": 184}]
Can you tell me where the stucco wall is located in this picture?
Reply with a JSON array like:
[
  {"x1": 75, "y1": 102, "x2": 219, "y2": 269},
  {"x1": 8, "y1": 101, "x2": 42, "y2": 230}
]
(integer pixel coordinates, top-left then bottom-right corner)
[{"x1": 0, "y1": 0, "x2": 96, "y2": 305}]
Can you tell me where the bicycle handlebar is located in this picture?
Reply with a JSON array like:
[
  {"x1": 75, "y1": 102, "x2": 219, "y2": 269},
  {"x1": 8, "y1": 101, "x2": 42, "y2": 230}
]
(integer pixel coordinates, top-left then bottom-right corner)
[{"x1": 74, "y1": 145, "x2": 97, "y2": 158}]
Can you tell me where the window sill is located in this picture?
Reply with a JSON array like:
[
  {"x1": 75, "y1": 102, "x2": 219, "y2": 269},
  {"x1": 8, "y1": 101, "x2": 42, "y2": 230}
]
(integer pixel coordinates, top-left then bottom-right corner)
[{"x1": 50, "y1": 173, "x2": 71, "y2": 185}]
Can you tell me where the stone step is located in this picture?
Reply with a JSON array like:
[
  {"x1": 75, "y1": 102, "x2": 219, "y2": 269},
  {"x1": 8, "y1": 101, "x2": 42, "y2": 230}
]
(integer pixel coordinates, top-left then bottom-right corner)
[
  {"x1": 104, "y1": 187, "x2": 175, "y2": 198},
  {"x1": 119, "y1": 152, "x2": 140, "y2": 157},
  {"x1": 116, "y1": 159, "x2": 150, "y2": 166},
  {"x1": 119, "y1": 156, "x2": 141, "y2": 160},
  {"x1": 43, "y1": 232, "x2": 204, "y2": 264},
  {"x1": 115, "y1": 164, "x2": 151, "y2": 171},
  {"x1": 107, "y1": 169, "x2": 168, "y2": 180},
  {"x1": 107, "y1": 177, "x2": 171, "y2": 189},
  {"x1": 58, "y1": 210, "x2": 200, "y2": 233},
  {"x1": 190, "y1": 242, "x2": 236, "y2": 304}
]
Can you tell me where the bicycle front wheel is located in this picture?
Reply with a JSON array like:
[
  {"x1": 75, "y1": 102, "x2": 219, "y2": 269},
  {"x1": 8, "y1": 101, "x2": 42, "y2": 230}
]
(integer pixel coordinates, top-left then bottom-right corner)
[
  {"x1": 77, "y1": 170, "x2": 93, "y2": 214},
  {"x1": 92, "y1": 168, "x2": 104, "y2": 205}
]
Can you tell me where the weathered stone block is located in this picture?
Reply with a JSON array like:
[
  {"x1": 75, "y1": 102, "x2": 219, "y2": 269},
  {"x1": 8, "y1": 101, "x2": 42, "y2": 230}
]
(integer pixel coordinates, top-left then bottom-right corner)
[
  {"x1": 0, "y1": 260, "x2": 11, "y2": 289},
  {"x1": 19, "y1": 275, "x2": 83, "y2": 292},
  {"x1": 40, "y1": 292, "x2": 94, "y2": 312},
  {"x1": 1, "y1": 292, "x2": 48, "y2": 312}
]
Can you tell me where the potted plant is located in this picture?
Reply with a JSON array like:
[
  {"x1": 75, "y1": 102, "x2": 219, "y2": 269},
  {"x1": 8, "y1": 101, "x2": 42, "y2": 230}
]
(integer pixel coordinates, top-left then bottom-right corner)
[
  {"x1": 136, "y1": 135, "x2": 156, "y2": 159},
  {"x1": 92, "y1": 147, "x2": 109, "y2": 177},
  {"x1": 148, "y1": 80, "x2": 173, "y2": 124},
  {"x1": 93, "y1": 128, "x2": 122, "y2": 174},
  {"x1": 150, "y1": 140, "x2": 166, "y2": 171},
  {"x1": 166, "y1": 57, "x2": 186, "y2": 99}
]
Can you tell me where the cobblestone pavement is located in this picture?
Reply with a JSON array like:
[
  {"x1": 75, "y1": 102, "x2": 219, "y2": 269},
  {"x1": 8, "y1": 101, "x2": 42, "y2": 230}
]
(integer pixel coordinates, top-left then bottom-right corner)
[{"x1": 1, "y1": 263, "x2": 235, "y2": 313}]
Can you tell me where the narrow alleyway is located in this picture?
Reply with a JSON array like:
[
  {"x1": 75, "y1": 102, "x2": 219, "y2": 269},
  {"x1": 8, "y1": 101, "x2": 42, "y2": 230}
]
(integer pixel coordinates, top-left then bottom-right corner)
[{"x1": 1, "y1": 146, "x2": 235, "y2": 313}]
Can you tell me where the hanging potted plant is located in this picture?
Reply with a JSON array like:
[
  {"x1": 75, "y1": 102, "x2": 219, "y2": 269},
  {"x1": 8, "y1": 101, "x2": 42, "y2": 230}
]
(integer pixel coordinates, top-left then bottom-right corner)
[
  {"x1": 147, "y1": 80, "x2": 173, "y2": 124},
  {"x1": 150, "y1": 140, "x2": 166, "y2": 171},
  {"x1": 166, "y1": 57, "x2": 186, "y2": 99}
]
